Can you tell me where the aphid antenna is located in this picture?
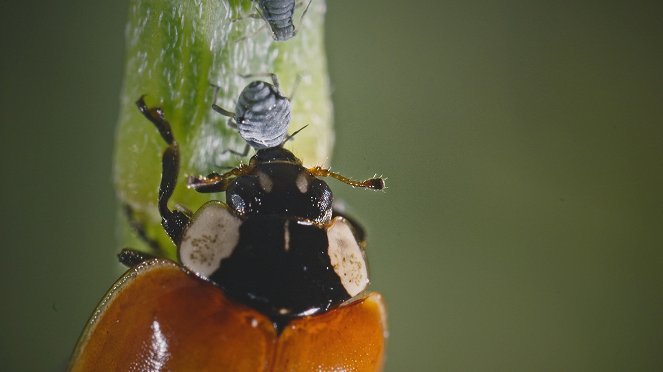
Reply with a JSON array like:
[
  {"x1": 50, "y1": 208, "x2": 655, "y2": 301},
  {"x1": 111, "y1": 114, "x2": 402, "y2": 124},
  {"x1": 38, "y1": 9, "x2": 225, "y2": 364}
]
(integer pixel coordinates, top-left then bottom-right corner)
[
  {"x1": 288, "y1": 74, "x2": 302, "y2": 101},
  {"x1": 238, "y1": 72, "x2": 301, "y2": 101},
  {"x1": 299, "y1": 0, "x2": 314, "y2": 26},
  {"x1": 284, "y1": 124, "x2": 309, "y2": 143},
  {"x1": 239, "y1": 72, "x2": 280, "y2": 90}
]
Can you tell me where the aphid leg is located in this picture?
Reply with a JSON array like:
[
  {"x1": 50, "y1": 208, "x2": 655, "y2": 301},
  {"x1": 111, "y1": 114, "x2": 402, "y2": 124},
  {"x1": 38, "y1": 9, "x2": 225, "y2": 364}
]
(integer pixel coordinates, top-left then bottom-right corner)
[
  {"x1": 210, "y1": 83, "x2": 237, "y2": 119},
  {"x1": 234, "y1": 23, "x2": 268, "y2": 43},
  {"x1": 222, "y1": 143, "x2": 251, "y2": 157},
  {"x1": 212, "y1": 104, "x2": 235, "y2": 118},
  {"x1": 208, "y1": 87, "x2": 249, "y2": 157},
  {"x1": 187, "y1": 164, "x2": 252, "y2": 193},
  {"x1": 228, "y1": 118, "x2": 239, "y2": 129},
  {"x1": 136, "y1": 96, "x2": 191, "y2": 245},
  {"x1": 232, "y1": 3, "x2": 269, "y2": 43},
  {"x1": 117, "y1": 248, "x2": 157, "y2": 268},
  {"x1": 230, "y1": 10, "x2": 263, "y2": 22},
  {"x1": 308, "y1": 166, "x2": 386, "y2": 190}
]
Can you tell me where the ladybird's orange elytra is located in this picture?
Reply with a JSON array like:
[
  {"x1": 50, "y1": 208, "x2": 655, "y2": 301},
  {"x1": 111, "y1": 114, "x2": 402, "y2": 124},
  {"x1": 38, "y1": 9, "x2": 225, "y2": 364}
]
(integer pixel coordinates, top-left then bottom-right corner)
[
  {"x1": 70, "y1": 259, "x2": 387, "y2": 371},
  {"x1": 276, "y1": 293, "x2": 387, "y2": 371},
  {"x1": 70, "y1": 259, "x2": 276, "y2": 371}
]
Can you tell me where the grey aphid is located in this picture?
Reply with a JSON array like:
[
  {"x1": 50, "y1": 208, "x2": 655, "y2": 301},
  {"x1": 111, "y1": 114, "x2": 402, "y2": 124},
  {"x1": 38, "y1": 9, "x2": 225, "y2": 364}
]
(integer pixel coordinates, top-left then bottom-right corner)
[
  {"x1": 213, "y1": 74, "x2": 295, "y2": 154},
  {"x1": 256, "y1": 0, "x2": 311, "y2": 41}
]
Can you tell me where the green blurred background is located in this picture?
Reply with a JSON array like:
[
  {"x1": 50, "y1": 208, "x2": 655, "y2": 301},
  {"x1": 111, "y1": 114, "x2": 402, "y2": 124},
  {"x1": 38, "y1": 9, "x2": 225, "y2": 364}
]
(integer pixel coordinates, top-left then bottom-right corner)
[{"x1": 1, "y1": 0, "x2": 662, "y2": 370}]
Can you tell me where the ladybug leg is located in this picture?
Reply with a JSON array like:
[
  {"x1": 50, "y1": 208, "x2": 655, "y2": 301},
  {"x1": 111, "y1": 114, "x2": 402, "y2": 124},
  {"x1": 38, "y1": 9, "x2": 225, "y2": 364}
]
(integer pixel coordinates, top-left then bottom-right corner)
[
  {"x1": 136, "y1": 96, "x2": 191, "y2": 245},
  {"x1": 308, "y1": 166, "x2": 386, "y2": 190},
  {"x1": 121, "y1": 203, "x2": 168, "y2": 256},
  {"x1": 117, "y1": 248, "x2": 157, "y2": 268},
  {"x1": 187, "y1": 164, "x2": 252, "y2": 193}
]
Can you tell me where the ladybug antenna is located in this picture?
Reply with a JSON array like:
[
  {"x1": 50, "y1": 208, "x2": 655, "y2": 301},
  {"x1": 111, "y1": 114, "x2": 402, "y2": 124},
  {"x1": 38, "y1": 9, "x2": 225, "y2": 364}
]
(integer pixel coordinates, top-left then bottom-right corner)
[{"x1": 308, "y1": 166, "x2": 386, "y2": 191}]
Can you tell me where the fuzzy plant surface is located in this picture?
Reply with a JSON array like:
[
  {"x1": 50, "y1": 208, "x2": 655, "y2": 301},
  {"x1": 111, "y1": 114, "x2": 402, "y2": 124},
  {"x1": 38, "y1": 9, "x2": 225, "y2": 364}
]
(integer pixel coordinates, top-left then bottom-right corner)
[{"x1": 114, "y1": 0, "x2": 333, "y2": 259}]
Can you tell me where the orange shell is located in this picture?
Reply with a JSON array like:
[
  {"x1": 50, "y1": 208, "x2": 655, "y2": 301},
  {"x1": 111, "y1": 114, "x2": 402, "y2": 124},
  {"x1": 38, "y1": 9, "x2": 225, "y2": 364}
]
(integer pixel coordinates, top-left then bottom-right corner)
[{"x1": 70, "y1": 259, "x2": 386, "y2": 371}]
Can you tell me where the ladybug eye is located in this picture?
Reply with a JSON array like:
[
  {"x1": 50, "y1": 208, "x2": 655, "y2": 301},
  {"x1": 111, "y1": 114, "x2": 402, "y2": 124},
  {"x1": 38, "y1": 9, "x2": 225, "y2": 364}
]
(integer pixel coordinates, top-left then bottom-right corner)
[
  {"x1": 226, "y1": 175, "x2": 262, "y2": 217},
  {"x1": 308, "y1": 179, "x2": 333, "y2": 223},
  {"x1": 230, "y1": 194, "x2": 246, "y2": 215},
  {"x1": 326, "y1": 218, "x2": 369, "y2": 297}
]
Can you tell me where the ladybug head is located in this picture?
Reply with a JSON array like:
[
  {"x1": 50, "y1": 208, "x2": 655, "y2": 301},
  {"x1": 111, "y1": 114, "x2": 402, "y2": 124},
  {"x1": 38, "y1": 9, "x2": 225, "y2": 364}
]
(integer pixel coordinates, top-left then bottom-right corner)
[{"x1": 226, "y1": 147, "x2": 333, "y2": 224}]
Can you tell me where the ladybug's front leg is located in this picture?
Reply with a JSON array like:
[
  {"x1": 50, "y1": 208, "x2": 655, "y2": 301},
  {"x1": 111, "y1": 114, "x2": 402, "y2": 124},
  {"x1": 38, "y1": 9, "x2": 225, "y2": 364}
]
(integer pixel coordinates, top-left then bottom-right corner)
[
  {"x1": 136, "y1": 96, "x2": 191, "y2": 245},
  {"x1": 187, "y1": 164, "x2": 251, "y2": 193},
  {"x1": 117, "y1": 248, "x2": 157, "y2": 268}
]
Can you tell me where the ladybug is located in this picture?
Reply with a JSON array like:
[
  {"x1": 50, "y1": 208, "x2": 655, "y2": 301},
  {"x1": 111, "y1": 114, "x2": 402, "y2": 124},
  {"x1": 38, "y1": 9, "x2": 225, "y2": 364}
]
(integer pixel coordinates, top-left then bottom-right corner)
[{"x1": 69, "y1": 96, "x2": 387, "y2": 371}]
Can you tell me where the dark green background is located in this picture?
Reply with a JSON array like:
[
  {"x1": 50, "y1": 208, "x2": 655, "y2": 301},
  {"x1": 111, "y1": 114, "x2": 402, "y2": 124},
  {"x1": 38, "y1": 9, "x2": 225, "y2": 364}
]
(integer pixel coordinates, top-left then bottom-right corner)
[{"x1": 1, "y1": 1, "x2": 661, "y2": 370}]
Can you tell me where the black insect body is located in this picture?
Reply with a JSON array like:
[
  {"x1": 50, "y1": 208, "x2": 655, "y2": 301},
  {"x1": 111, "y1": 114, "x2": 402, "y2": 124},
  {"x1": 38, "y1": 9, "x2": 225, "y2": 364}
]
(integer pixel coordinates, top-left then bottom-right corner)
[
  {"x1": 132, "y1": 97, "x2": 384, "y2": 329},
  {"x1": 213, "y1": 74, "x2": 293, "y2": 156}
]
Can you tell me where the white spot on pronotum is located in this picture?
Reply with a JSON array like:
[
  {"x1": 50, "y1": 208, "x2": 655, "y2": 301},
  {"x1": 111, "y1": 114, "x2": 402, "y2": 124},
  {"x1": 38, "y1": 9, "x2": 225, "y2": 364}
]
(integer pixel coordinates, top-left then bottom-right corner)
[
  {"x1": 327, "y1": 218, "x2": 369, "y2": 297},
  {"x1": 180, "y1": 203, "x2": 242, "y2": 277},
  {"x1": 295, "y1": 173, "x2": 309, "y2": 193},
  {"x1": 257, "y1": 171, "x2": 273, "y2": 192},
  {"x1": 283, "y1": 220, "x2": 291, "y2": 252}
]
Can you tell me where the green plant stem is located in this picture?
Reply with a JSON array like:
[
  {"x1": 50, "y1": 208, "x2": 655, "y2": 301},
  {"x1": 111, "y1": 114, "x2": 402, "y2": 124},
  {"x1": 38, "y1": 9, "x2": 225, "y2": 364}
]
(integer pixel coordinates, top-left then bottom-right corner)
[{"x1": 114, "y1": 0, "x2": 333, "y2": 258}]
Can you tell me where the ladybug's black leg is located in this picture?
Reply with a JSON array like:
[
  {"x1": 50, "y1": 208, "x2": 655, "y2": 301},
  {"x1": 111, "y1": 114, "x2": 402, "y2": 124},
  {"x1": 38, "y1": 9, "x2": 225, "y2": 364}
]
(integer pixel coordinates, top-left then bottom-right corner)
[
  {"x1": 117, "y1": 248, "x2": 157, "y2": 268},
  {"x1": 187, "y1": 164, "x2": 252, "y2": 193},
  {"x1": 136, "y1": 96, "x2": 191, "y2": 245},
  {"x1": 308, "y1": 166, "x2": 386, "y2": 190},
  {"x1": 122, "y1": 203, "x2": 168, "y2": 256}
]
